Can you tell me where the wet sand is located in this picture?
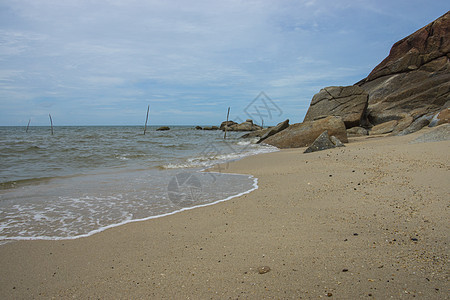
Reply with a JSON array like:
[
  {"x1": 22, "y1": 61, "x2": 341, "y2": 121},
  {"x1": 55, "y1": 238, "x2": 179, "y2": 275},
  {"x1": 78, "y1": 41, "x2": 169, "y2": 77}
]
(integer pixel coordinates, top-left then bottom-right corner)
[{"x1": 0, "y1": 127, "x2": 449, "y2": 299}]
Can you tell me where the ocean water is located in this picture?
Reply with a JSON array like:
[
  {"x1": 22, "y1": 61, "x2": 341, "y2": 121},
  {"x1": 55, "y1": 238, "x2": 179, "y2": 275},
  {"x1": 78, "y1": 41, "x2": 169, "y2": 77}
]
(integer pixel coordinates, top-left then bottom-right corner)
[{"x1": 0, "y1": 126, "x2": 277, "y2": 242}]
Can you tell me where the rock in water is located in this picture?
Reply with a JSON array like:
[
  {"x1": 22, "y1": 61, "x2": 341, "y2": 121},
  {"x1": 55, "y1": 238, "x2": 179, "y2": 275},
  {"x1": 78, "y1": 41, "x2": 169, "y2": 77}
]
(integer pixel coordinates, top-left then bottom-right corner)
[
  {"x1": 304, "y1": 86, "x2": 369, "y2": 128},
  {"x1": 257, "y1": 119, "x2": 290, "y2": 143},
  {"x1": 223, "y1": 119, "x2": 262, "y2": 132},
  {"x1": 262, "y1": 116, "x2": 347, "y2": 149},
  {"x1": 156, "y1": 126, "x2": 170, "y2": 131},
  {"x1": 358, "y1": 11, "x2": 450, "y2": 125},
  {"x1": 220, "y1": 120, "x2": 237, "y2": 130},
  {"x1": 304, "y1": 131, "x2": 336, "y2": 153}
]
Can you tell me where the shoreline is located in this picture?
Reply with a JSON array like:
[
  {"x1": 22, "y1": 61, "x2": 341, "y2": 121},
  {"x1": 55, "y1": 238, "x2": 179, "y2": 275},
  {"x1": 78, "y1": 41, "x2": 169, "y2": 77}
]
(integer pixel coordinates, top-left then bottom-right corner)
[{"x1": 1, "y1": 128, "x2": 449, "y2": 298}]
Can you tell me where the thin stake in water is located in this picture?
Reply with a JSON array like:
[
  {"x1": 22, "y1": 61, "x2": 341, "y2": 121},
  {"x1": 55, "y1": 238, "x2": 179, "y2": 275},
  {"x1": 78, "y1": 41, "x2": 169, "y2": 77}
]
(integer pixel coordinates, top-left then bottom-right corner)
[
  {"x1": 144, "y1": 105, "x2": 150, "y2": 135},
  {"x1": 224, "y1": 107, "x2": 230, "y2": 139},
  {"x1": 26, "y1": 119, "x2": 31, "y2": 133},
  {"x1": 49, "y1": 114, "x2": 54, "y2": 135}
]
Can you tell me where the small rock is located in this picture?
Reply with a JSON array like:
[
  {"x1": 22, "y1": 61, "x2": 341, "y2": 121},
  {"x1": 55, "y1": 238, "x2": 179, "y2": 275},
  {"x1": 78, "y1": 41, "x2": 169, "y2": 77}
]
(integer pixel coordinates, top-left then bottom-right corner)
[
  {"x1": 156, "y1": 126, "x2": 170, "y2": 131},
  {"x1": 257, "y1": 266, "x2": 271, "y2": 274},
  {"x1": 330, "y1": 135, "x2": 345, "y2": 147},
  {"x1": 342, "y1": 268, "x2": 349, "y2": 272},
  {"x1": 304, "y1": 131, "x2": 336, "y2": 153}
]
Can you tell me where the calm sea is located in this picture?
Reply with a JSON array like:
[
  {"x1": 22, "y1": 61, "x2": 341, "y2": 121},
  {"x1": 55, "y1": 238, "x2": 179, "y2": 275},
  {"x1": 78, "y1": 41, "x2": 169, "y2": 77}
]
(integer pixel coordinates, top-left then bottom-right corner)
[{"x1": 0, "y1": 126, "x2": 277, "y2": 242}]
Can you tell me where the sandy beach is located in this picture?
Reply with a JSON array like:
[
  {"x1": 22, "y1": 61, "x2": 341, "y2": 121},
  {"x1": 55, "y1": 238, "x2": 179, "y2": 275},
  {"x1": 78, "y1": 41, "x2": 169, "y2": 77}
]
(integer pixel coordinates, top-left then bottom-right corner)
[{"x1": 1, "y1": 127, "x2": 448, "y2": 299}]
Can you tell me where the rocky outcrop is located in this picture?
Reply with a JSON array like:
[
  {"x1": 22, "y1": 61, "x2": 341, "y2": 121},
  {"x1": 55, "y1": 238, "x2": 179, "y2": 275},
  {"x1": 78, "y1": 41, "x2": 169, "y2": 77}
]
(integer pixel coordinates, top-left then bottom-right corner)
[
  {"x1": 257, "y1": 119, "x2": 290, "y2": 143},
  {"x1": 262, "y1": 116, "x2": 347, "y2": 149},
  {"x1": 156, "y1": 126, "x2": 170, "y2": 131},
  {"x1": 357, "y1": 11, "x2": 450, "y2": 126},
  {"x1": 222, "y1": 119, "x2": 262, "y2": 132},
  {"x1": 304, "y1": 86, "x2": 368, "y2": 128},
  {"x1": 195, "y1": 126, "x2": 202, "y2": 130}
]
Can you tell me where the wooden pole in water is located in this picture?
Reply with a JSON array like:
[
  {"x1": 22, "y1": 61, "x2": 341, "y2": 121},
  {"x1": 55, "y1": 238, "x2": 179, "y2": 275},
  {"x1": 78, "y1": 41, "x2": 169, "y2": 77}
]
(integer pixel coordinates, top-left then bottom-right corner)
[
  {"x1": 224, "y1": 107, "x2": 230, "y2": 139},
  {"x1": 144, "y1": 105, "x2": 150, "y2": 135},
  {"x1": 49, "y1": 114, "x2": 54, "y2": 135},
  {"x1": 26, "y1": 119, "x2": 31, "y2": 133}
]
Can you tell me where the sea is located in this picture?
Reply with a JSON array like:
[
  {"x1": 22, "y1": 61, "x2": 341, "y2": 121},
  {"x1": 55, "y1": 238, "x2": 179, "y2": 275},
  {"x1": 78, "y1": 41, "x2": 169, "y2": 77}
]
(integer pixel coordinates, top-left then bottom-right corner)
[{"x1": 0, "y1": 126, "x2": 277, "y2": 243}]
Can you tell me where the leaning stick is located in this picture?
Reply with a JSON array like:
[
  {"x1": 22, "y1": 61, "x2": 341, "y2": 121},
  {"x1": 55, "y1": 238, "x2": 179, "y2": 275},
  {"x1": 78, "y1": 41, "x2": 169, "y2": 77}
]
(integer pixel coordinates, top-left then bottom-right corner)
[
  {"x1": 224, "y1": 107, "x2": 230, "y2": 139},
  {"x1": 144, "y1": 105, "x2": 150, "y2": 135},
  {"x1": 26, "y1": 119, "x2": 31, "y2": 133},
  {"x1": 49, "y1": 114, "x2": 54, "y2": 135}
]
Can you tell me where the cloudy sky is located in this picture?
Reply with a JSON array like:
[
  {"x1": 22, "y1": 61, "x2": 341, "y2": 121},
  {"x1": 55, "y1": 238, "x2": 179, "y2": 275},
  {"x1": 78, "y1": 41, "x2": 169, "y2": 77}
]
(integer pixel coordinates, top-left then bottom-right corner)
[{"x1": 0, "y1": 1, "x2": 448, "y2": 126}]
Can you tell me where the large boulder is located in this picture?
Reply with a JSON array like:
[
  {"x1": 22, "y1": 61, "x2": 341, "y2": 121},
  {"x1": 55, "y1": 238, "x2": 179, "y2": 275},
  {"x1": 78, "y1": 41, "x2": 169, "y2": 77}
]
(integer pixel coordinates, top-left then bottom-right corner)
[
  {"x1": 357, "y1": 11, "x2": 450, "y2": 125},
  {"x1": 262, "y1": 116, "x2": 347, "y2": 149},
  {"x1": 257, "y1": 119, "x2": 290, "y2": 143},
  {"x1": 304, "y1": 86, "x2": 369, "y2": 128},
  {"x1": 156, "y1": 126, "x2": 170, "y2": 131}
]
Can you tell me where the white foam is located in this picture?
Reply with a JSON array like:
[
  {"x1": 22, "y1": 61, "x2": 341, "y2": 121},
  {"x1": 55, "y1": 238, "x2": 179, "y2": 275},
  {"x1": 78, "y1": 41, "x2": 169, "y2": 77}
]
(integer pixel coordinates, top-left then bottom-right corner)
[{"x1": 0, "y1": 173, "x2": 259, "y2": 242}]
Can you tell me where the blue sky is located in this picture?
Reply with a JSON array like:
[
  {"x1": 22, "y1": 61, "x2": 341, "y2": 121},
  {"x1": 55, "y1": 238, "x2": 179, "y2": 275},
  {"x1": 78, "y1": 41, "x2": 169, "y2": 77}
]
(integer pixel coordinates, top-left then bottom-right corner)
[{"x1": 0, "y1": 1, "x2": 448, "y2": 126}]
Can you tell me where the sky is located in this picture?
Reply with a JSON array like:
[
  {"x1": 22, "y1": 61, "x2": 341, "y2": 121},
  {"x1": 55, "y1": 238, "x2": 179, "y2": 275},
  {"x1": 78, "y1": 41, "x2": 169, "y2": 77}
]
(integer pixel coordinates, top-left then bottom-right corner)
[{"x1": 0, "y1": 1, "x2": 448, "y2": 126}]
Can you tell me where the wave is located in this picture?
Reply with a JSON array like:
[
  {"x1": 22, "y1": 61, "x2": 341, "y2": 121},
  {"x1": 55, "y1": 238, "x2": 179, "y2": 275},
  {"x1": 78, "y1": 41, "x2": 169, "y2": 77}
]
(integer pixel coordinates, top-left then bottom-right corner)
[
  {"x1": 0, "y1": 173, "x2": 259, "y2": 242},
  {"x1": 161, "y1": 143, "x2": 278, "y2": 169}
]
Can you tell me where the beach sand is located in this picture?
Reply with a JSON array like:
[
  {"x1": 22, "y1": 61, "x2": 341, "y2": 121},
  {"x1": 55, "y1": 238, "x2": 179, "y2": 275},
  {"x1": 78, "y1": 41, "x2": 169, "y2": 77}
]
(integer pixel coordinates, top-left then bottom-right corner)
[{"x1": 1, "y1": 127, "x2": 448, "y2": 299}]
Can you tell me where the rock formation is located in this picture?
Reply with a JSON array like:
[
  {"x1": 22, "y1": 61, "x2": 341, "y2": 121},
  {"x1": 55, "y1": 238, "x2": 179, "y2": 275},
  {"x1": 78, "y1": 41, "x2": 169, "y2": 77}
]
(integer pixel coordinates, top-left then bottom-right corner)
[
  {"x1": 300, "y1": 12, "x2": 449, "y2": 137},
  {"x1": 358, "y1": 11, "x2": 450, "y2": 126},
  {"x1": 304, "y1": 86, "x2": 368, "y2": 128},
  {"x1": 262, "y1": 116, "x2": 347, "y2": 149},
  {"x1": 156, "y1": 126, "x2": 170, "y2": 131}
]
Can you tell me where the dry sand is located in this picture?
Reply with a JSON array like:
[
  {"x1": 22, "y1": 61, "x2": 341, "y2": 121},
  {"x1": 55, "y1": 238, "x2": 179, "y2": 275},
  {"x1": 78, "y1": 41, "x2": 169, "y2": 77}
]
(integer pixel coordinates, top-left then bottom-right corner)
[{"x1": 0, "y1": 127, "x2": 449, "y2": 299}]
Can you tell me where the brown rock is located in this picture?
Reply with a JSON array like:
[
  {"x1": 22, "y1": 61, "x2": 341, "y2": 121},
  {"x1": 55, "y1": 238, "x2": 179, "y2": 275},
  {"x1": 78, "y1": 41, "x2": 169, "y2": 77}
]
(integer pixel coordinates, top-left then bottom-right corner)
[
  {"x1": 257, "y1": 266, "x2": 271, "y2": 274},
  {"x1": 257, "y1": 119, "x2": 290, "y2": 143},
  {"x1": 347, "y1": 126, "x2": 368, "y2": 137},
  {"x1": 398, "y1": 114, "x2": 433, "y2": 135},
  {"x1": 304, "y1": 86, "x2": 368, "y2": 128},
  {"x1": 429, "y1": 108, "x2": 450, "y2": 127},
  {"x1": 225, "y1": 120, "x2": 262, "y2": 132},
  {"x1": 366, "y1": 11, "x2": 450, "y2": 82},
  {"x1": 358, "y1": 12, "x2": 450, "y2": 125},
  {"x1": 390, "y1": 114, "x2": 414, "y2": 135},
  {"x1": 262, "y1": 116, "x2": 348, "y2": 149},
  {"x1": 240, "y1": 128, "x2": 271, "y2": 138},
  {"x1": 220, "y1": 120, "x2": 237, "y2": 130},
  {"x1": 203, "y1": 126, "x2": 219, "y2": 130},
  {"x1": 156, "y1": 126, "x2": 170, "y2": 131},
  {"x1": 370, "y1": 120, "x2": 398, "y2": 135}
]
